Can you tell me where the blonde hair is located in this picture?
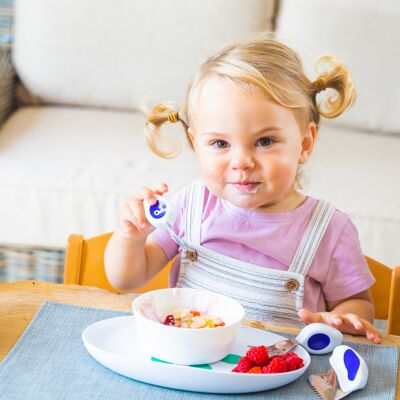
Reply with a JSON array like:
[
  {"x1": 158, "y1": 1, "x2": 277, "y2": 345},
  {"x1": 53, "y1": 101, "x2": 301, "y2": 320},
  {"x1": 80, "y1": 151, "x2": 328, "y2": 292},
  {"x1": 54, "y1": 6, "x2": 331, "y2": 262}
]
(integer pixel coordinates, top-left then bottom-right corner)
[{"x1": 142, "y1": 34, "x2": 356, "y2": 158}]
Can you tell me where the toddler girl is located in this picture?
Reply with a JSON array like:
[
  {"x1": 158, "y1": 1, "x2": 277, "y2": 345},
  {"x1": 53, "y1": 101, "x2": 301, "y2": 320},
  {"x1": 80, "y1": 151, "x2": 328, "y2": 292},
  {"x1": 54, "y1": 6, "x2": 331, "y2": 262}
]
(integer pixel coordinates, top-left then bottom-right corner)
[{"x1": 105, "y1": 35, "x2": 381, "y2": 343}]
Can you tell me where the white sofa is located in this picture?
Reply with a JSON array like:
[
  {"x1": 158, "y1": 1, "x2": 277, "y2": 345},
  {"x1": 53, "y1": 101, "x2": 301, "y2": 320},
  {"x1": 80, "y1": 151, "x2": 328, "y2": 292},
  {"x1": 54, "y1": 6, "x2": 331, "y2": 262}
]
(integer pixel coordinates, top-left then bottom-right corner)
[
  {"x1": 0, "y1": 0, "x2": 275, "y2": 280},
  {"x1": 0, "y1": 0, "x2": 398, "y2": 282},
  {"x1": 274, "y1": 0, "x2": 400, "y2": 268}
]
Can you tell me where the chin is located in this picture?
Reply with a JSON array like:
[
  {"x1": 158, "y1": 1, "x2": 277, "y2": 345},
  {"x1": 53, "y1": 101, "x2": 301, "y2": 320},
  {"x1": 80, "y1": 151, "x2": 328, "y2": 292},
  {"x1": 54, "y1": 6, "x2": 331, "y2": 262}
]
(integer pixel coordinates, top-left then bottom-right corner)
[{"x1": 226, "y1": 193, "x2": 264, "y2": 210}]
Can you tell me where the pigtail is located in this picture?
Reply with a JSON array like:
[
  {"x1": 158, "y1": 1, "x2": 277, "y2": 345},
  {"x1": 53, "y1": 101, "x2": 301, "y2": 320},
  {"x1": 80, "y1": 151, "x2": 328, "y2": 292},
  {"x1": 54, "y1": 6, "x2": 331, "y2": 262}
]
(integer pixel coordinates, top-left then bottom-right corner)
[
  {"x1": 311, "y1": 55, "x2": 356, "y2": 120},
  {"x1": 141, "y1": 101, "x2": 189, "y2": 159}
]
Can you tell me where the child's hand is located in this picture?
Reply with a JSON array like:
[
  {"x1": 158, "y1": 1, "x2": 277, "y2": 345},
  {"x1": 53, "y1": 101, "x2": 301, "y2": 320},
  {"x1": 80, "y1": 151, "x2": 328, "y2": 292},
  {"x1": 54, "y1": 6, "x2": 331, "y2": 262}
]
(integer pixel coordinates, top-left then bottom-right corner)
[
  {"x1": 298, "y1": 308, "x2": 382, "y2": 344},
  {"x1": 118, "y1": 183, "x2": 168, "y2": 239}
]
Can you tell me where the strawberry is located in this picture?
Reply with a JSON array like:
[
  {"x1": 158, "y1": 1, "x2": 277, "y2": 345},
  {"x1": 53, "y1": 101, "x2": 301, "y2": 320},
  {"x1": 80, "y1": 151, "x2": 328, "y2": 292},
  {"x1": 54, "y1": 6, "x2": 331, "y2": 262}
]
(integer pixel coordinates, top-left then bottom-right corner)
[
  {"x1": 262, "y1": 356, "x2": 288, "y2": 373},
  {"x1": 246, "y1": 345, "x2": 269, "y2": 366},
  {"x1": 231, "y1": 356, "x2": 255, "y2": 373},
  {"x1": 247, "y1": 366, "x2": 263, "y2": 374}
]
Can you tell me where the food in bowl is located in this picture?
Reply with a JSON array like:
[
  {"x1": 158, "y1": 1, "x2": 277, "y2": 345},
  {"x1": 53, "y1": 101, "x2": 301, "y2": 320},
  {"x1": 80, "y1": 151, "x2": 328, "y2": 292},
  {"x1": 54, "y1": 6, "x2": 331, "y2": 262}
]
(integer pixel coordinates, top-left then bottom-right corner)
[
  {"x1": 132, "y1": 288, "x2": 245, "y2": 365},
  {"x1": 163, "y1": 308, "x2": 225, "y2": 328}
]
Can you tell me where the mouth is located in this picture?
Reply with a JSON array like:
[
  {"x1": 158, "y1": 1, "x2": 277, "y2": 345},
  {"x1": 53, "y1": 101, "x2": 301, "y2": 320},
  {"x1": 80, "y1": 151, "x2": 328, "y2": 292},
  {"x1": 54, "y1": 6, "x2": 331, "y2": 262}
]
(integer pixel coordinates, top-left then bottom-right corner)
[{"x1": 231, "y1": 181, "x2": 261, "y2": 193}]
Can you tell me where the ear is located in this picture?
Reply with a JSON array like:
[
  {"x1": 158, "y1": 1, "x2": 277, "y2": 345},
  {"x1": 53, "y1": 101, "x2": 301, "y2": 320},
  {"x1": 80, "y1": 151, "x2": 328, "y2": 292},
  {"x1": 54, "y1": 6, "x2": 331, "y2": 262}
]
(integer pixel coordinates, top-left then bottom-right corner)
[
  {"x1": 299, "y1": 122, "x2": 317, "y2": 164},
  {"x1": 188, "y1": 127, "x2": 196, "y2": 147}
]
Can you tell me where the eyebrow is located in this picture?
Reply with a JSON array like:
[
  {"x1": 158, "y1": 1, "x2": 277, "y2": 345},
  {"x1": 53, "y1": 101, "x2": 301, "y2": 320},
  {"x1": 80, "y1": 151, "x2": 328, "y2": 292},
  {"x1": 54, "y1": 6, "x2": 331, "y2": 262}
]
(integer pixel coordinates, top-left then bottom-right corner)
[
  {"x1": 200, "y1": 126, "x2": 283, "y2": 136},
  {"x1": 254, "y1": 126, "x2": 283, "y2": 135}
]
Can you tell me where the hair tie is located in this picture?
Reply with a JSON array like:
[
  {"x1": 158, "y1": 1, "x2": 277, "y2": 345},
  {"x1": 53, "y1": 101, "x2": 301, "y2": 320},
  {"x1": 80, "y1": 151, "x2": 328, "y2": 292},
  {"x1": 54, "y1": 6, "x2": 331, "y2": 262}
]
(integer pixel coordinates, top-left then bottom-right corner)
[
  {"x1": 167, "y1": 112, "x2": 180, "y2": 123},
  {"x1": 313, "y1": 78, "x2": 326, "y2": 93}
]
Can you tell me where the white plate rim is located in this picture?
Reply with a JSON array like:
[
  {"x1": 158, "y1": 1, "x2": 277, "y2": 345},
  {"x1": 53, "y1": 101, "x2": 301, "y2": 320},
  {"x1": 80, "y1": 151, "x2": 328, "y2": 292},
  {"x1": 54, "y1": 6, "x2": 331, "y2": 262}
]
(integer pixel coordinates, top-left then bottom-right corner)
[{"x1": 82, "y1": 316, "x2": 311, "y2": 394}]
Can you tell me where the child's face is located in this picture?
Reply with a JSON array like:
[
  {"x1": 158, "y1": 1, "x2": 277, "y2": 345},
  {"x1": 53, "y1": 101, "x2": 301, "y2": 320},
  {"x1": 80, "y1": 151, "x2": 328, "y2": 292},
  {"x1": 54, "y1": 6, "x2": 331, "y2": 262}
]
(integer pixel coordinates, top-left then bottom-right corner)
[{"x1": 188, "y1": 77, "x2": 316, "y2": 212}]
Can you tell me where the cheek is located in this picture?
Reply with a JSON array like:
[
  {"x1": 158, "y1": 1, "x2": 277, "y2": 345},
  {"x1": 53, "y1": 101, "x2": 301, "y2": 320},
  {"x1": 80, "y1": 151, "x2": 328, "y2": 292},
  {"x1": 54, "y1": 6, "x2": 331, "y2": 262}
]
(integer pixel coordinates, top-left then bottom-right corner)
[
  {"x1": 263, "y1": 155, "x2": 298, "y2": 182},
  {"x1": 196, "y1": 151, "x2": 223, "y2": 176}
]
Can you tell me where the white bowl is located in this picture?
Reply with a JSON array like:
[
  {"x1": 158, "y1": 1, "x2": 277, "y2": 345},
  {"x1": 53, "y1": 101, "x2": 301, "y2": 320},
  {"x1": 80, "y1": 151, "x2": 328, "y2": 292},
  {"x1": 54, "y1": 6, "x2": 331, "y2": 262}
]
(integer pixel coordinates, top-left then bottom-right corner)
[{"x1": 132, "y1": 288, "x2": 245, "y2": 365}]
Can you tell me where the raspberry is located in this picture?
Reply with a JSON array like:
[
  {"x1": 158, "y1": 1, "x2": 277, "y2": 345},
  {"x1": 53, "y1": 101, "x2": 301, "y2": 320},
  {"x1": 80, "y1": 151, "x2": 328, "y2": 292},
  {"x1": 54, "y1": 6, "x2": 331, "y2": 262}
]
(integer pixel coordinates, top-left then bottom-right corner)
[
  {"x1": 281, "y1": 351, "x2": 297, "y2": 360},
  {"x1": 231, "y1": 356, "x2": 255, "y2": 373},
  {"x1": 246, "y1": 345, "x2": 269, "y2": 366},
  {"x1": 247, "y1": 366, "x2": 263, "y2": 374},
  {"x1": 285, "y1": 354, "x2": 304, "y2": 371},
  {"x1": 262, "y1": 357, "x2": 288, "y2": 373},
  {"x1": 163, "y1": 314, "x2": 175, "y2": 326}
]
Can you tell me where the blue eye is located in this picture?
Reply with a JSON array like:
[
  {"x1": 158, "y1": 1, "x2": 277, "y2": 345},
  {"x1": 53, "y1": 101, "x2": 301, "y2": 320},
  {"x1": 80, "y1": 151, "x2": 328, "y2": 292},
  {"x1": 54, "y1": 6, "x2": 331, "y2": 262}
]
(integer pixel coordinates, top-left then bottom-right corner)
[
  {"x1": 212, "y1": 140, "x2": 229, "y2": 149},
  {"x1": 257, "y1": 137, "x2": 274, "y2": 147}
]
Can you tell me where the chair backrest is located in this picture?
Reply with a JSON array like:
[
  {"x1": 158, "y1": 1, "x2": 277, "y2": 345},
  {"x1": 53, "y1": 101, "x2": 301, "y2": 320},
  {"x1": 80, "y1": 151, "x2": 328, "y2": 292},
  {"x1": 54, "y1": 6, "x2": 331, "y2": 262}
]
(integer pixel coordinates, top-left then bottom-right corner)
[
  {"x1": 365, "y1": 256, "x2": 400, "y2": 336},
  {"x1": 64, "y1": 233, "x2": 400, "y2": 335},
  {"x1": 64, "y1": 233, "x2": 171, "y2": 294}
]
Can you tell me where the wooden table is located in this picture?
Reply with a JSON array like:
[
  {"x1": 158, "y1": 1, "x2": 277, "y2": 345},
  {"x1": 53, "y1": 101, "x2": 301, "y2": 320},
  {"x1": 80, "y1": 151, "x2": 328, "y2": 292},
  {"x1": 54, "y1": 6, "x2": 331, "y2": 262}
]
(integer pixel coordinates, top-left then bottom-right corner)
[{"x1": 1, "y1": 281, "x2": 399, "y2": 397}]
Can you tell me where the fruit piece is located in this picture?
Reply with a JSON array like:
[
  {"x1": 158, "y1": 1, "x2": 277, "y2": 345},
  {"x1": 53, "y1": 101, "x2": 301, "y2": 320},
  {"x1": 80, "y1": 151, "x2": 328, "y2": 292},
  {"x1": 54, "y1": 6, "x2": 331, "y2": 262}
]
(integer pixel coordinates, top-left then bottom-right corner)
[
  {"x1": 285, "y1": 354, "x2": 304, "y2": 371},
  {"x1": 206, "y1": 320, "x2": 215, "y2": 328},
  {"x1": 246, "y1": 345, "x2": 269, "y2": 366},
  {"x1": 262, "y1": 357, "x2": 288, "y2": 373},
  {"x1": 231, "y1": 356, "x2": 255, "y2": 373},
  {"x1": 190, "y1": 317, "x2": 207, "y2": 329},
  {"x1": 247, "y1": 366, "x2": 263, "y2": 374},
  {"x1": 281, "y1": 351, "x2": 297, "y2": 360},
  {"x1": 163, "y1": 314, "x2": 175, "y2": 326},
  {"x1": 164, "y1": 308, "x2": 224, "y2": 329}
]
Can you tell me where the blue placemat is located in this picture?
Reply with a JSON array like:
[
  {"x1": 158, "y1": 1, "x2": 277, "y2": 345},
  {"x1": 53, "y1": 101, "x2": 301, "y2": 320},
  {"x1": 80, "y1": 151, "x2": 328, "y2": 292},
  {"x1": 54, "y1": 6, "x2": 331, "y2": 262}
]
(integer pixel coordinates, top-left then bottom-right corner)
[{"x1": 0, "y1": 302, "x2": 398, "y2": 399}]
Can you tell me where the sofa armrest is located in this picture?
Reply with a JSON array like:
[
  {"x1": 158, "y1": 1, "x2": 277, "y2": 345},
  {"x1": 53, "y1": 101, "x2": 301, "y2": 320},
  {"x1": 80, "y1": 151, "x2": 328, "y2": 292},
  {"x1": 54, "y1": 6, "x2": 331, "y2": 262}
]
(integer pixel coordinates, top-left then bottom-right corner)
[{"x1": 0, "y1": 48, "x2": 15, "y2": 127}]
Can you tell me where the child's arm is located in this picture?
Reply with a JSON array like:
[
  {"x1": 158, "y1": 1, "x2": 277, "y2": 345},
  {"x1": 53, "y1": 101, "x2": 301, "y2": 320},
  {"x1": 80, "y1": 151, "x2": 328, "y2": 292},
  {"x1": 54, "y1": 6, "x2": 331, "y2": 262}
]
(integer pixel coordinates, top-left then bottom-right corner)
[
  {"x1": 105, "y1": 232, "x2": 169, "y2": 291},
  {"x1": 298, "y1": 289, "x2": 382, "y2": 344},
  {"x1": 104, "y1": 183, "x2": 170, "y2": 291}
]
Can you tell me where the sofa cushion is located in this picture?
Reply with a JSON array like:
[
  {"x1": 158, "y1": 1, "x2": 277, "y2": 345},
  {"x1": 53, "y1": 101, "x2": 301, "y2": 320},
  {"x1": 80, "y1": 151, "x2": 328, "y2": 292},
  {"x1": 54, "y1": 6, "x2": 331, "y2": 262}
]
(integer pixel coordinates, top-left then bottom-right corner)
[
  {"x1": 0, "y1": 106, "x2": 200, "y2": 247},
  {"x1": 275, "y1": 0, "x2": 400, "y2": 135},
  {"x1": 304, "y1": 121, "x2": 400, "y2": 267},
  {"x1": 12, "y1": 0, "x2": 275, "y2": 110}
]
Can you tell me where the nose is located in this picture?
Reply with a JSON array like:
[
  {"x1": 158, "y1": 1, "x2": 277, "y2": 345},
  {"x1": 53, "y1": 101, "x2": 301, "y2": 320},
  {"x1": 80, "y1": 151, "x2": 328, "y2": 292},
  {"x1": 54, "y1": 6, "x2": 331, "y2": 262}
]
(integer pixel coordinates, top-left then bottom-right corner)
[{"x1": 230, "y1": 149, "x2": 255, "y2": 170}]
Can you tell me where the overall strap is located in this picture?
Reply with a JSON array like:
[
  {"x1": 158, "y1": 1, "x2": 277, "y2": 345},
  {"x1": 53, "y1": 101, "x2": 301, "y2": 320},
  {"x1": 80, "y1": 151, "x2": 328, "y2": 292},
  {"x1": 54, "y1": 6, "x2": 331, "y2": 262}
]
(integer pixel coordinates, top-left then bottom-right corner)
[
  {"x1": 184, "y1": 180, "x2": 205, "y2": 246},
  {"x1": 288, "y1": 200, "x2": 336, "y2": 275}
]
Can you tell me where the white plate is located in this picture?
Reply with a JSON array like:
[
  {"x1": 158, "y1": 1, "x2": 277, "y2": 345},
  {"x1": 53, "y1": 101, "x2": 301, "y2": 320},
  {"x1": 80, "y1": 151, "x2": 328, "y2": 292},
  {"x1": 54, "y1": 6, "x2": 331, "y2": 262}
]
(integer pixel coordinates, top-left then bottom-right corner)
[{"x1": 82, "y1": 316, "x2": 310, "y2": 394}]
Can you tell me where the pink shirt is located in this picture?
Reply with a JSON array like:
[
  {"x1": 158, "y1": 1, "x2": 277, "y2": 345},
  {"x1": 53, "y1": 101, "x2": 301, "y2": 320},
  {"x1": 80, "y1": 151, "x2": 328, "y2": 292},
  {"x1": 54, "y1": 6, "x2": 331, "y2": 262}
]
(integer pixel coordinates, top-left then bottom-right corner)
[{"x1": 152, "y1": 184, "x2": 375, "y2": 312}]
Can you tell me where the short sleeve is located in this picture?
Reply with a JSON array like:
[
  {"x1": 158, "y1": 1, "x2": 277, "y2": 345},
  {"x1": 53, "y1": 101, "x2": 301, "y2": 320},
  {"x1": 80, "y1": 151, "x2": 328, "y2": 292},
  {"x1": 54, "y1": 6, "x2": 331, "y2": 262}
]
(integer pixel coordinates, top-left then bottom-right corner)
[
  {"x1": 322, "y1": 219, "x2": 375, "y2": 302},
  {"x1": 151, "y1": 185, "x2": 188, "y2": 260}
]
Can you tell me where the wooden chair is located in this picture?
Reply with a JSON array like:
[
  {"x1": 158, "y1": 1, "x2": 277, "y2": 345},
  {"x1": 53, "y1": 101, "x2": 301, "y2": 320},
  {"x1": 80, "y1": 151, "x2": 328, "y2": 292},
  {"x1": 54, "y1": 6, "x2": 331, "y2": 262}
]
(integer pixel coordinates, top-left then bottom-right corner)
[
  {"x1": 366, "y1": 256, "x2": 400, "y2": 336},
  {"x1": 64, "y1": 232, "x2": 400, "y2": 335},
  {"x1": 64, "y1": 232, "x2": 171, "y2": 294}
]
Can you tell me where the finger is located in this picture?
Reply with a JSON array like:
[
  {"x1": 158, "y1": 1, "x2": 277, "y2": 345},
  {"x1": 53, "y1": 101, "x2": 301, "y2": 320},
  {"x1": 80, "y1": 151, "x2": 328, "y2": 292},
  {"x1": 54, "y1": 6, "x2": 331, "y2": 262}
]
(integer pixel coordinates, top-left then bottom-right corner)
[
  {"x1": 327, "y1": 314, "x2": 343, "y2": 327},
  {"x1": 366, "y1": 331, "x2": 374, "y2": 341},
  {"x1": 136, "y1": 187, "x2": 158, "y2": 205},
  {"x1": 366, "y1": 330, "x2": 381, "y2": 343},
  {"x1": 366, "y1": 330, "x2": 381, "y2": 344},
  {"x1": 344, "y1": 315, "x2": 382, "y2": 343},
  {"x1": 317, "y1": 312, "x2": 343, "y2": 328},
  {"x1": 139, "y1": 186, "x2": 168, "y2": 205},
  {"x1": 344, "y1": 314, "x2": 367, "y2": 332},
  {"x1": 360, "y1": 320, "x2": 382, "y2": 344},
  {"x1": 119, "y1": 204, "x2": 140, "y2": 234},
  {"x1": 298, "y1": 308, "x2": 323, "y2": 324},
  {"x1": 153, "y1": 182, "x2": 169, "y2": 196},
  {"x1": 373, "y1": 333, "x2": 382, "y2": 344},
  {"x1": 128, "y1": 198, "x2": 149, "y2": 229}
]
